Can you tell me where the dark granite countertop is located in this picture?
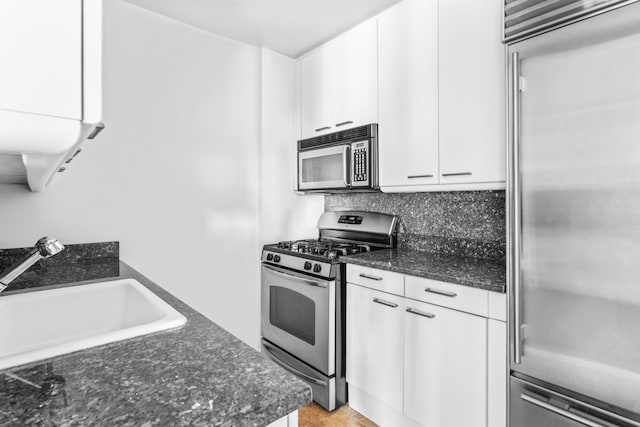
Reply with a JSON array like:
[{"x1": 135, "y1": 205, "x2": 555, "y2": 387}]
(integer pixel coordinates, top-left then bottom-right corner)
[
  {"x1": 341, "y1": 248, "x2": 506, "y2": 293},
  {"x1": 0, "y1": 262, "x2": 311, "y2": 426}
]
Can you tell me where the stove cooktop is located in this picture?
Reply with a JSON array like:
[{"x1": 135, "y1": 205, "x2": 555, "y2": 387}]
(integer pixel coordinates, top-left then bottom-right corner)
[
  {"x1": 269, "y1": 239, "x2": 374, "y2": 261},
  {"x1": 261, "y1": 211, "x2": 398, "y2": 278},
  {"x1": 261, "y1": 239, "x2": 386, "y2": 279}
]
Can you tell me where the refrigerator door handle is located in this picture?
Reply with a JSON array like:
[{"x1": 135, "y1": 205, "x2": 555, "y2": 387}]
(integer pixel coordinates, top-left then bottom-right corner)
[
  {"x1": 511, "y1": 50, "x2": 523, "y2": 365},
  {"x1": 520, "y1": 393, "x2": 638, "y2": 427}
]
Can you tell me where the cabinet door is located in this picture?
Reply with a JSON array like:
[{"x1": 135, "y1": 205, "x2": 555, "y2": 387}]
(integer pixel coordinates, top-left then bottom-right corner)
[
  {"x1": 0, "y1": 0, "x2": 82, "y2": 120},
  {"x1": 346, "y1": 284, "x2": 403, "y2": 412},
  {"x1": 300, "y1": 48, "x2": 335, "y2": 138},
  {"x1": 299, "y1": 20, "x2": 377, "y2": 139},
  {"x1": 488, "y1": 319, "x2": 507, "y2": 427},
  {"x1": 404, "y1": 299, "x2": 487, "y2": 427},
  {"x1": 438, "y1": 0, "x2": 505, "y2": 185},
  {"x1": 336, "y1": 19, "x2": 377, "y2": 132},
  {"x1": 378, "y1": 0, "x2": 439, "y2": 188}
]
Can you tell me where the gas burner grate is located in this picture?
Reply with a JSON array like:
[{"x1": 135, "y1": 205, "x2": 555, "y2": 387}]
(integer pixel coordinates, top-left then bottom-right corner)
[{"x1": 274, "y1": 239, "x2": 373, "y2": 260}]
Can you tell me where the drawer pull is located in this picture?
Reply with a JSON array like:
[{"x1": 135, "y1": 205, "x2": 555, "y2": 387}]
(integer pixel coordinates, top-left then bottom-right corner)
[
  {"x1": 442, "y1": 172, "x2": 472, "y2": 177},
  {"x1": 315, "y1": 126, "x2": 331, "y2": 132},
  {"x1": 359, "y1": 273, "x2": 383, "y2": 281},
  {"x1": 335, "y1": 120, "x2": 354, "y2": 127},
  {"x1": 425, "y1": 287, "x2": 457, "y2": 298},
  {"x1": 373, "y1": 298, "x2": 398, "y2": 308},
  {"x1": 406, "y1": 307, "x2": 436, "y2": 319},
  {"x1": 407, "y1": 174, "x2": 434, "y2": 179}
]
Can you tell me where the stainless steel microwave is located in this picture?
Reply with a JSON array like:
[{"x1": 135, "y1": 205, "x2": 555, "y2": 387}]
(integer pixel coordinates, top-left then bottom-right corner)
[{"x1": 297, "y1": 124, "x2": 379, "y2": 192}]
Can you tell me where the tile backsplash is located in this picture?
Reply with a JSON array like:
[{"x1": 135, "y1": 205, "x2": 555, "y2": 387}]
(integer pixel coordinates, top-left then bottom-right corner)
[{"x1": 325, "y1": 191, "x2": 505, "y2": 260}]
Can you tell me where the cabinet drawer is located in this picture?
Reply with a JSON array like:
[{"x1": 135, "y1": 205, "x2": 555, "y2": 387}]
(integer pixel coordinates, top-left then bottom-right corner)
[
  {"x1": 405, "y1": 275, "x2": 488, "y2": 317},
  {"x1": 346, "y1": 264, "x2": 404, "y2": 296}
]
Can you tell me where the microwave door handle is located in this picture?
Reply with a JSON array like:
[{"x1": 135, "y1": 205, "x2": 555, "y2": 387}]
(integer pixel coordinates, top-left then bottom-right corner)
[{"x1": 343, "y1": 145, "x2": 351, "y2": 187}]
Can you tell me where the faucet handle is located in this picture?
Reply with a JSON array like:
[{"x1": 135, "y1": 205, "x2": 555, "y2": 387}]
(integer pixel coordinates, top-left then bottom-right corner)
[{"x1": 35, "y1": 237, "x2": 65, "y2": 258}]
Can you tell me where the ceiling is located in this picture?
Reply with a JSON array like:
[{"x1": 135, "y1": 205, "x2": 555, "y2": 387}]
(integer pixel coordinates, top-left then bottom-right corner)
[{"x1": 123, "y1": 0, "x2": 403, "y2": 58}]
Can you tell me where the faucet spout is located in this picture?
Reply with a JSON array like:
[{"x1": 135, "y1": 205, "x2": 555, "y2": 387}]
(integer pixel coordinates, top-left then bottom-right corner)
[{"x1": 0, "y1": 237, "x2": 65, "y2": 293}]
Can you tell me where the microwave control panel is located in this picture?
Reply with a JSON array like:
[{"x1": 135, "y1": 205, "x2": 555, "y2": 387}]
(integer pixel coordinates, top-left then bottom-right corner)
[{"x1": 352, "y1": 141, "x2": 368, "y2": 184}]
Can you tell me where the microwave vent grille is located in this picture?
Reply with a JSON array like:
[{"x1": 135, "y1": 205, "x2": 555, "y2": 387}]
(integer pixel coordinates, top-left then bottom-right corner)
[{"x1": 298, "y1": 124, "x2": 375, "y2": 150}]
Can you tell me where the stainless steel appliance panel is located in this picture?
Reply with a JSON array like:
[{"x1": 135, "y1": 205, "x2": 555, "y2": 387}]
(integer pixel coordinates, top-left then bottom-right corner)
[
  {"x1": 261, "y1": 264, "x2": 335, "y2": 376},
  {"x1": 508, "y1": 1, "x2": 640, "y2": 418},
  {"x1": 503, "y1": 0, "x2": 638, "y2": 43},
  {"x1": 298, "y1": 144, "x2": 349, "y2": 190},
  {"x1": 511, "y1": 376, "x2": 640, "y2": 427},
  {"x1": 297, "y1": 124, "x2": 378, "y2": 192},
  {"x1": 262, "y1": 339, "x2": 336, "y2": 411}
]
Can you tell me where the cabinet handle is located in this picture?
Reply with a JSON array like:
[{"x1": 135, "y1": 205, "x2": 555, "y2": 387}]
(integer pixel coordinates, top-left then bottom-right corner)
[
  {"x1": 520, "y1": 394, "x2": 608, "y2": 427},
  {"x1": 359, "y1": 273, "x2": 383, "y2": 281},
  {"x1": 441, "y1": 172, "x2": 472, "y2": 177},
  {"x1": 315, "y1": 126, "x2": 331, "y2": 132},
  {"x1": 335, "y1": 121, "x2": 354, "y2": 127},
  {"x1": 87, "y1": 123, "x2": 105, "y2": 140},
  {"x1": 373, "y1": 297, "x2": 398, "y2": 308},
  {"x1": 424, "y1": 287, "x2": 457, "y2": 298},
  {"x1": 407, "y1": 174, "x2": 434, "y2": 179},
  {"x1": 406, "y1": 307, "x2": 436, "y2": 319}
]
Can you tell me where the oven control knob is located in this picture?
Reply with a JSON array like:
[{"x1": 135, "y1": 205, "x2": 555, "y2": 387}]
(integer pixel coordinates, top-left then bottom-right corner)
[
  {"x1": 273, "y1": 255, "x2": 281, "y2": 263},
  {"x1": 304, "y1": 261, "x2": 312, "y2": 270},
  {"x1": 266, "y1": 253, "x2": 274, "y2": 261},
  {"x1": 313, "y1": 264, "x2": 322, "y2": 273}
]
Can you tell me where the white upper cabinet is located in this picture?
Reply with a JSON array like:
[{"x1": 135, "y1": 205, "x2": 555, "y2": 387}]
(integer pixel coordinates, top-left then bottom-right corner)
[
  {"x1": 0, "y1": 0, "x2": 103, "y2": 192},
  {"x1": 438, "y1": 0, "x2": 505, "y2": 186},
  {"x1": 0, "y1": 0, "x2": 82, "y2": 120},
  {"x1": 378, "y1": 0, "x2": 439, "y2": 188},
  {"x1": 299, "y1": 20, "x2": 377, "y2": 139},
  {"x1": 378, "y1": 0, "x2": 506, "y2": 192}
]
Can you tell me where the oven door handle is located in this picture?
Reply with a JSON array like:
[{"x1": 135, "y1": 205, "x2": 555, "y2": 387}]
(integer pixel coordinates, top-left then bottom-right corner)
[
  {"x1": 262, "y1": 341, "x2": 327, "y2": 387},
  {"x1": 262, "y1": 264, "x2": 329, "y2": 288}
]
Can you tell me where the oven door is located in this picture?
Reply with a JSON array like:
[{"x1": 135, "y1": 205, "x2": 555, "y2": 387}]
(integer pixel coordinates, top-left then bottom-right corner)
[
  {"x1": 261, "y1": 264, "x2": 335, "y2": 375},
  {"x1": 298, "y1": 144, "x2": 350, "y2": 191}
]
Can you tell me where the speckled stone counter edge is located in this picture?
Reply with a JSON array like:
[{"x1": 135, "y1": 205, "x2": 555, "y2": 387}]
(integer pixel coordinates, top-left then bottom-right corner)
[
  {"x1": 0, "y1": 261, "x2": 312, "y2": 426},
  {"x1": 341, "y1": 248, "x2": 506, "y2": 293}
]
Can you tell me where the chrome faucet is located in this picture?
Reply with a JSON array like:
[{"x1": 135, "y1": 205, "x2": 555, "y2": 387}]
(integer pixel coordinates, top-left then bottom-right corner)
[{"x1": 0, "y1": 237, "x2": 65, "y2": 293}]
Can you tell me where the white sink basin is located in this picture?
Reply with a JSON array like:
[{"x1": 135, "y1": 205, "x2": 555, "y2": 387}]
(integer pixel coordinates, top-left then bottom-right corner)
[{"x1": 0, "y1": 278, "x2": 186, "y2": 370}]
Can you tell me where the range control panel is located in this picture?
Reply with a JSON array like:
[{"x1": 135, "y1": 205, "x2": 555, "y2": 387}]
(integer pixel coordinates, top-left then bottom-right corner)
[{"x1": 338, "y1": 215, "x2": 363, "y2": 225}]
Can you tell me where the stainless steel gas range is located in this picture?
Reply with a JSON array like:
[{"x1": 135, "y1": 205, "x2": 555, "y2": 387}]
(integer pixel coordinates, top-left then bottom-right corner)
[{"x1": 260, "y1": 211, "x2": 398, "y2": 411}]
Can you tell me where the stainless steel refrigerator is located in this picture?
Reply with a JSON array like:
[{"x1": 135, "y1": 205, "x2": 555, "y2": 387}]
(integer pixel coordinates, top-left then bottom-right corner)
[{"x1": 507, "y1": 2, "x2": 640, "y2": 426}]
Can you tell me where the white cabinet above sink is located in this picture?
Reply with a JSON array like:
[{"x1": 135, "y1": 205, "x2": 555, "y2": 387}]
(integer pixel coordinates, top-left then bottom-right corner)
[{"x1": 0, "y1": 0, "x2": 104, "y2": 192}]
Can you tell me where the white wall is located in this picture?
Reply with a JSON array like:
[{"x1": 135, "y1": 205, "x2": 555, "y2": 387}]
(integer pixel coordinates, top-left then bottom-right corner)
[
  {"x1": 259, "y1": 48, "x2": 324, "y2": 246},
  {"x1": 0, "y1": 1, "x2": 321, "y2": 347}
]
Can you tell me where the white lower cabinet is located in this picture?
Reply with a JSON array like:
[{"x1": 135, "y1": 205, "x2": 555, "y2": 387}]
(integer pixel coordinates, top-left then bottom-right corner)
[
  {"x1": 346, "y1": 264, "x2": 507, "y2": 427},
  {"x1": 487, "y1": 319, "x2": 507, "y2": 427},
  {"x1": 346, "y1": 284, "x2": 404, "y2": 413},
  {"x1": 404, "y1": 299, "x2": 487, "y2": 427}
]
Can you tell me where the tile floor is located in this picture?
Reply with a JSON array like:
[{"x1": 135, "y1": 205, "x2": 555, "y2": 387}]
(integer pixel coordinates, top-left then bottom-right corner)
[{"x1": 298, "y1": 402, "x2": 378, "y2": 427}]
